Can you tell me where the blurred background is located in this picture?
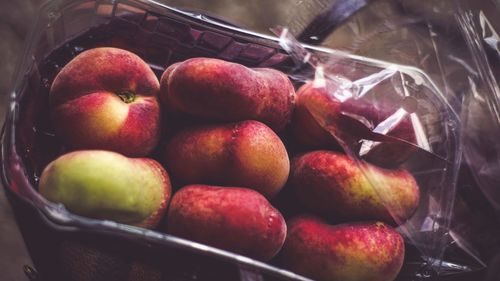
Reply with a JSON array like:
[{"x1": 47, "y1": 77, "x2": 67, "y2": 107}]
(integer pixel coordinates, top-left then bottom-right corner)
[
  {"x1": 1, "y1": 0, "x2": 499, "y2": 280},
  {"x1": 1, "y1": 1, "x2": 43, "y2": 280}
]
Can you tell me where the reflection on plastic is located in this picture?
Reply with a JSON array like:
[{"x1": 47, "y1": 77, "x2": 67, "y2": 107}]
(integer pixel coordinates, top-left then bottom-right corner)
[{"x1": 273, "y1": 24, "x2": 468, "y2": 279}]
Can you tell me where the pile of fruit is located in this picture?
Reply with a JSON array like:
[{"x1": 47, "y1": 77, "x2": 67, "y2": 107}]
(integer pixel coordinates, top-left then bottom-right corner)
[{"x1": 39, "y1": 47, "x2": 420, "y2": 281}]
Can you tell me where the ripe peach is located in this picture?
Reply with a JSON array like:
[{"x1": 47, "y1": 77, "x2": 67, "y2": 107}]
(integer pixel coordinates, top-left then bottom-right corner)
[
  {"x1": 49, "y1": 47, "x2": 161, "y2": 157},
  {"x1": 291, "y1": 81, "x2": 417, "y2": 165},
  {"x1": 166, "y1": 184, "x2": 286, "y2": 261},
  {"x1": 290, "y1": 151, "x2": 420, "y2": 224},
  {"x1": 160, "y1": 58, "x2": 295, "y2": 131},
  {"x1": 291, "y1": 80, "x2": 342, "y2": 150},
  {"x1": 281, "y1": 215, "x2": 404, "y2": 281},
  {"x1": 164, "y1": 120, "x2": 289, "y2": 198}
]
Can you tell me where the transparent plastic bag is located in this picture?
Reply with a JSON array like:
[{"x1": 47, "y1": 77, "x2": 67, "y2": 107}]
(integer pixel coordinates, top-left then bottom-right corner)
[
  {"x1": 2, "y1": 0, "x2": 499, "y2": 281},
  {"x1": 272, "y1": 26, "x2": 462, "y2": 279},
  {"x1": 281, "y1": 0, "x2": 500, "y2": 280}
]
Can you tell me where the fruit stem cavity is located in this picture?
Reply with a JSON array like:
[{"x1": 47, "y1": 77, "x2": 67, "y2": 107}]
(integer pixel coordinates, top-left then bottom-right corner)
[{"x1": 117, "y1": 90, "x2": 136, "y2": 103}]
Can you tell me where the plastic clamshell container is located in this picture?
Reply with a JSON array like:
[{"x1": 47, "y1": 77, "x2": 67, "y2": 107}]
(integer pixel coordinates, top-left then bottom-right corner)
[{"x1": 1, "y1": 0, "x2": 461, "y2": 280}]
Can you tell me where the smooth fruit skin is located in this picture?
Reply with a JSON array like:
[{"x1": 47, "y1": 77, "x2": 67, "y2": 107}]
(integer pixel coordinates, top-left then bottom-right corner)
[
  {"x1": 281, "y1": 216, "x2": 404, "y2": 281},
  {"x1": 166, "y1": 184, "x2": 287, "y2": 261},
  {"x1": 164, "y1": 120, "x2": 290, "y2": 198},
  {"x1": 160, "y1": 57, "x2": 295, "y2": 131},
  {"x1": 50, "y1": 47, "x2": 161, "y2": 157},
  {"x1": 290, "y1": 151, "x2": 420, "y2": 224},
  {"x1": 39, "y1": 150, "x2": 171, "y2": 229}
]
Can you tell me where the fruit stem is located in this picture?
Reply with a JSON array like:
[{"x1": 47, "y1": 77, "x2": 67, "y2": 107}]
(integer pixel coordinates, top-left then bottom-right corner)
[{"x1": 117, "y1": 90, "x2": 136, "y2": 103}]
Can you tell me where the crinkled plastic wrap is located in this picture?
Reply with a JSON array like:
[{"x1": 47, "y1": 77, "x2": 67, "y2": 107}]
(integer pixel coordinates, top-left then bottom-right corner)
[
  {"x1": 283, "y1": 0, "x2": 500, "y2": 280},
  {"x1": 1, "y1": 0, "x2": 499, "y2": 281},
  {"x1": 272, "y1": 26, "x2": 463, "y2": 280}
]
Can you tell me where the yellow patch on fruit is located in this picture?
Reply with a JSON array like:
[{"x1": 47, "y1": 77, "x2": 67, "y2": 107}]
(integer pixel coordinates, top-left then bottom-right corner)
[{"x1": 85, "y1": 92, "x2": 129, "y2": 139}]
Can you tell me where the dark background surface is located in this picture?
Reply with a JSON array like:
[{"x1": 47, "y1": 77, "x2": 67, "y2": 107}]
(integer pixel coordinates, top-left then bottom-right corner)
[{"x1": 0, "y1": 1, "x2": 42, "y2": 279}]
